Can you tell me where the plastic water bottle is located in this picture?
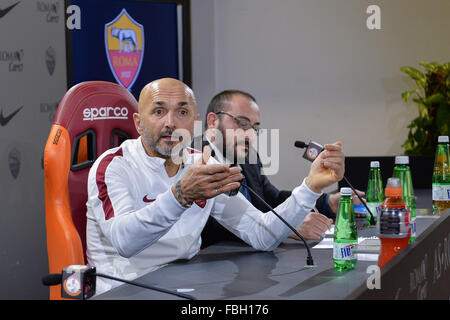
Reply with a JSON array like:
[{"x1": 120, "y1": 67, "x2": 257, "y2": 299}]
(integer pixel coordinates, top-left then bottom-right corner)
[
  {"x1": 366, "y1": 161, "x2": 384, "y2": 225},
  {"x1": 432, "y1": 136, "x2": 450, "y2": 216},
  {"x1": 333, "y1": 187, "x2": 358, "y2": 271},
  {"x1": 378, "y1": 177, "x2": 411, "y2": 268},
  {"x1": 393, "y1": 156, "x2": 416, "y2": 242}
]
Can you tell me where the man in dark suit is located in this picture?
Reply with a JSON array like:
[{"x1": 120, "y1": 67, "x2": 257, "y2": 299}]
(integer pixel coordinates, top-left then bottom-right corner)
[{"x1": 200, "y1": 90, "x2": 344, "y2": 249}]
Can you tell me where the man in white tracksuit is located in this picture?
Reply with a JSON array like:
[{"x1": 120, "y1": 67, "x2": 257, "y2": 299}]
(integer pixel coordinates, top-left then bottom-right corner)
[{"x1": 86, "y1": 78, "x2": 345, "y2": 294}]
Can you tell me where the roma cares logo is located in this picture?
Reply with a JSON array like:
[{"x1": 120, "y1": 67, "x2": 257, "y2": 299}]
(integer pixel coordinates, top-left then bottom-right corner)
[{"x1": 105, "y1": 9, "x2": 144, "y2": 90}]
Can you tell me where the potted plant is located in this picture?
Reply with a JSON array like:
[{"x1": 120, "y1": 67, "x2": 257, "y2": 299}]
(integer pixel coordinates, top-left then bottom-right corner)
[{"x1": 400, "y1": 61, "x2": 449, "y2": 156}]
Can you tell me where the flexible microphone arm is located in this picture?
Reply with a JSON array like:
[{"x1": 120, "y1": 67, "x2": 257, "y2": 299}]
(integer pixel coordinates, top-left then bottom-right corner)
[
  {"x1": 239, "y1": 182, "x2": 315, "y2": 266},
  {"x1": 294, "y1": 140, "x2": 376, "y2": 226},
  {"x1": 93, "y1": 273, "x2": 196, "y2": 300},
  {"x1": 341, "y1": 176, "x2": 376, "y2": 226},
  {"x1": 42, "y1": 271, "x2": 196, "y2": 300}
]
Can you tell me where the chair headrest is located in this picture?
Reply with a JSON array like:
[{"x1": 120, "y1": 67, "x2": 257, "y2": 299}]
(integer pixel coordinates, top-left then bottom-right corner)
[{"x1": 54, "y1": 81, "x2": 139, "y2": 157}]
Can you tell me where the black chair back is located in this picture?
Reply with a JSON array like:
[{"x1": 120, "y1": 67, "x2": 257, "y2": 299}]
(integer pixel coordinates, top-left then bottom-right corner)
[{"x1": 338, "y1": 156, "x2": 434, "y2": 191}]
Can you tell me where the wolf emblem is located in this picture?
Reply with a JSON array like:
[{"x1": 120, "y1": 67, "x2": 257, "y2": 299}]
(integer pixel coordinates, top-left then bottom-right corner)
[{"x1": 111, "y1": 27, "x2": 139, "y2": 53}]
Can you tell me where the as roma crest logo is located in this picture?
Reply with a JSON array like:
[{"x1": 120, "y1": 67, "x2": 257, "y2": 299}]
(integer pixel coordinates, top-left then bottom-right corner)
[
  {"x1": 105, "y1": 9, "x2": 144, "y2": 90},
  {"x1": 195, "y1": 200, "x2": 206, "y2": 208}
]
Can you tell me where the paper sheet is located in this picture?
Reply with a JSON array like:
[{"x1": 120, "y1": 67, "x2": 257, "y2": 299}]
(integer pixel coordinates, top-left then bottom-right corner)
[{"x1": 313, "y1": 227, "x2": 380, "y2": 261}]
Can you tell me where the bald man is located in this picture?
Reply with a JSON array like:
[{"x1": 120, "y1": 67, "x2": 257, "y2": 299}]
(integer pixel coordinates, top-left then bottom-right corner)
[{"x1": 86, "y1": 78, "x2": 345, "y2": 295}]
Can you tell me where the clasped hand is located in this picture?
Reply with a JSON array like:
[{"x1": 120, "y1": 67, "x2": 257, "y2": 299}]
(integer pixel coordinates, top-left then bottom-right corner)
[{"x1": 171, "y1": 146, "x2": 244, "y2": 204}]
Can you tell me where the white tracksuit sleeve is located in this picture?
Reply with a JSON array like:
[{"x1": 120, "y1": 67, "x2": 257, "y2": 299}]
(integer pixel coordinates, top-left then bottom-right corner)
[
  {"x1": 87, "y1": 156, "x2": 186, "y2": 258},
  {"x1": 211, "y1": 179, "x2": 322, "y2": 251}
]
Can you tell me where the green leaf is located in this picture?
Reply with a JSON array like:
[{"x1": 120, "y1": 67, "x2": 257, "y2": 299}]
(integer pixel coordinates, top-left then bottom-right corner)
[
  {"x1": 418, "y1": 103, "x2": 429, "y2": 118},
  {"x1": 401, "y1": 89, "x2": 418, "y2": 102},
  {"x1": 417, "y1": 79, "x2": 427, "y2": 89},
  {"x1": 442, "y1": 62, "x2": 450, "y2": 73},
  {"x1": 402, "y1": 140, "x2": 412, "y2": 152},
  {"x1": 436, "y1": 103, "x2": 450, "y2": 135},
  {"x1": 419, "y1": 61, "x2": 440, "y2": 73},
  {"x1": 401, "y1": 61, "x2": 450, "y2": 156},
  {"x1": 414, "y1": 129, "x2": 426, "y2": 145},
  {"x1": 400, "y1": 66, "x2": 426, "y2": 81},
  {"x1": 414, "y1": 117, "x2": 426, "y2": 127},
  {"x1": 407, "y1": 117, "x2": 420, "y2": 129},
  {"x1": 422, "y1": 93, "x2": 446, "y2": 106}
]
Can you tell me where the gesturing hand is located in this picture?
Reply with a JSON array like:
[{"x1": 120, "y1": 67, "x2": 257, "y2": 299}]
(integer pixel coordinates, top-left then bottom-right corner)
[
  {"x1": 289, "y1": 211, "x2": 333, "y2": 240},
  {"x1": 305, "y1": 141, "x2": 345, "y2": 193},
  {"x1": 172, "y1": 146, "x2": 244, "y2": 205}
]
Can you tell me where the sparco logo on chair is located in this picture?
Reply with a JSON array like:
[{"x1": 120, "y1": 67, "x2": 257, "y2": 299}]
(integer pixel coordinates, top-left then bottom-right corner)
[{"x1": 83, "y1": 107, "x2": 128, "y2": 121}]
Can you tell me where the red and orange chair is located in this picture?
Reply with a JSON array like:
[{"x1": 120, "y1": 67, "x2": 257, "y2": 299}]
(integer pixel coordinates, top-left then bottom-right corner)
[{"x1": 43, "y1": 81, "x2": 139, "y2": 299}]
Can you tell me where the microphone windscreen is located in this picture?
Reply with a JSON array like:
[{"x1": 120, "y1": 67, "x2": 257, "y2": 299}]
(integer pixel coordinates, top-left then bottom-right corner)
[
  {"x1": 42, "y1": 274, "x2": 62, "y2": 286},
  {"x1": 294, "y1": 141, "x2": 307, "y2": 149}
]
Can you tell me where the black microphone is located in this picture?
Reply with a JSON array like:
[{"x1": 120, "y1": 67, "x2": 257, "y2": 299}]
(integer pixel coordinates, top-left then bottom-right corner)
[
  {"x1": 239, "y1": 182, "x2": 315, "y2": 267},
  {"x1": 42, "y1": 273, "x2": 62, "y2": 286},
  {"x1": 42, "y1": 265, "x2": 196, "y2": 300},
  {"x1": 42, "y1": 265, "x2": 96, "y2": 299},
  {"x1": 294, "y1": 140, "x2": 308, "y2": 149},
  {"x1": 294, "y1": 140, "x2": 376, "y2": 226}
]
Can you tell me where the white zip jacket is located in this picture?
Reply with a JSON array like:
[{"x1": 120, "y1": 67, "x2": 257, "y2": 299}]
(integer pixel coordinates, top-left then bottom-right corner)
[{"x1": 86, "y1": 137, "x2": 322, "y2": 294}]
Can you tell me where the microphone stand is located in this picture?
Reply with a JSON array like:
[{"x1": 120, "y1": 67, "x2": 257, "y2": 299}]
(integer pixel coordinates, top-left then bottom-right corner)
[
  {"x1": 42, "y1": 271, "x2": 196, "y2": 300},
  {"x1": 342, "y1": 176, "x2": 376, "y2": 226},
  {"x1": 94, "y1": 273, "x2": 196, "y2": 300},
  {"x1": 240, "y1": 183, "x2": 315, "y2": 266}
]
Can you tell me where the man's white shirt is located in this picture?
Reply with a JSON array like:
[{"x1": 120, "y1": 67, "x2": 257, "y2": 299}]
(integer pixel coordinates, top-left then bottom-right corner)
[{"x1": 86, "y1": 137, "x2": 322, "y2": 294}]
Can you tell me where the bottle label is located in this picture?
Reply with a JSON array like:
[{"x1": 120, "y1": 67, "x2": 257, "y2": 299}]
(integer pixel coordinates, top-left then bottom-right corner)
[
  {"x1": 411, "y1": 216, "x2": 416, "y2": 238},
  {"x1": 333, "y1": 242, "x2": 357, "y2": 260},
  {"x1": 366, "y1": 202, "x2": 381, "y2": 215},
  {"x1": 432, "y1": 184, "x2": 450, "y2": 201}
]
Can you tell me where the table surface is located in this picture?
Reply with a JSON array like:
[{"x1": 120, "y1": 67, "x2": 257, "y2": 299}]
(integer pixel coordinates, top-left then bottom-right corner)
[{"x1": 96, "y1": 196, "x2": 438, "y2": 300}]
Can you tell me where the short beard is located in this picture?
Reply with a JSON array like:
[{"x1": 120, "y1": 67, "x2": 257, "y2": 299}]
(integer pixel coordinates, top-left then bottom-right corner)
[
  {"x1": 141, "y1": 125, "x2": 175, "y2": 157},
  {"x1": 218, "y1": 122, "x2": 249, "y2": 164}
]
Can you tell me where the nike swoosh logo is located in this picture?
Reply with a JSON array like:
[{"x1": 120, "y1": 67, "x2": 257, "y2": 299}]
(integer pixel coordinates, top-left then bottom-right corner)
[
  {"x1": 143, "y1": 196, "x2": 155, "y2": 203},
  {"x1": 0, "y1": 2, "x2": 20, "y2": 19},
  {"x1": 0, "y1": 106, "x2": 23, "y2": 126}
]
